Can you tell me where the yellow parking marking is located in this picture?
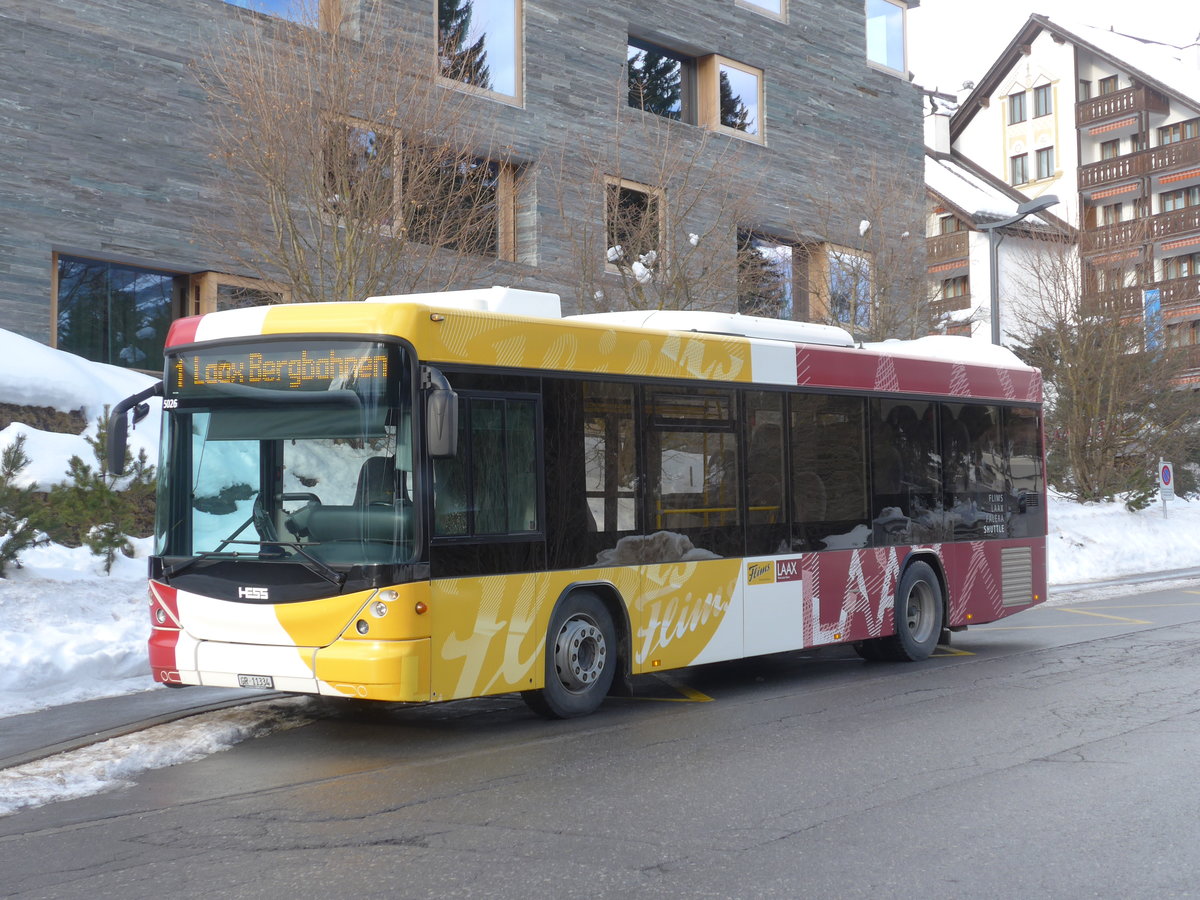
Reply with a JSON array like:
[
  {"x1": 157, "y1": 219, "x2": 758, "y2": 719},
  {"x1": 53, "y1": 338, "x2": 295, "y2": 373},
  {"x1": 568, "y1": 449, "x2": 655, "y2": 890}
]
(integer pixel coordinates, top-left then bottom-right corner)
[
  {"x1": 1055, "y1": 608, "x2": 1152, "y2": 625},
  {"x1": 933, "y1": 645, "x2": 974, "y2": 657},
  {"x1": 627, "y1": 674, "x2": 714, "y2": 703}
]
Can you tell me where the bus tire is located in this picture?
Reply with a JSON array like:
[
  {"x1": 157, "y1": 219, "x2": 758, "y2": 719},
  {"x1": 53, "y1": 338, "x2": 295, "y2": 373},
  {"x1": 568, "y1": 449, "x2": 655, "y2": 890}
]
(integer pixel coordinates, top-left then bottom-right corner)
[
  {"x1": 522, "y1": 591, "x2": 616, "y2": 719},
  {"x1": 877, "y1": 560, "x2": 944, "y2": 662}
]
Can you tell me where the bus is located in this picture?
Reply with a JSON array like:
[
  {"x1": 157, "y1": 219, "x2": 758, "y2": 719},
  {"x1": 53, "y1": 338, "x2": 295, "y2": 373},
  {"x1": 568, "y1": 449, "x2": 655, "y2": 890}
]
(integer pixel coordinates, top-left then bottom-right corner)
[{"x1": 108, "y1": 286, "x2": 1047, "y2": 718}]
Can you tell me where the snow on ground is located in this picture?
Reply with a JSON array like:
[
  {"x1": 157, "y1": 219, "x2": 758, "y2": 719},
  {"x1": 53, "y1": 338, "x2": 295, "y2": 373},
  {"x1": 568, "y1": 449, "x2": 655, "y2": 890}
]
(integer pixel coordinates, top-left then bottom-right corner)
[{"x1": 1, "y1": 326, "x2": 1198, "y2": 815}]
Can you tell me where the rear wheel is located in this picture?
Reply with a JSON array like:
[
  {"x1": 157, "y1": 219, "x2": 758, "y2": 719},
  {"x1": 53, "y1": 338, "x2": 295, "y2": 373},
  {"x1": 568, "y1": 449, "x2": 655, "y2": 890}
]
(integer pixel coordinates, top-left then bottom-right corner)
[
  {"x1": 522, "y1": 591, "x2": 616, "y2": 719},
  {"x1": 876, "y1": 560, "x2": 944, "y2": 662}
]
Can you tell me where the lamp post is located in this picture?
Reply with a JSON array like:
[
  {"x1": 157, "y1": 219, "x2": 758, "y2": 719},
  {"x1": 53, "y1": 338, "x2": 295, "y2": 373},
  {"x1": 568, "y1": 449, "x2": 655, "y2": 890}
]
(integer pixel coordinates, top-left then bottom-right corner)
[{"x1": 978, "y1": 195, "x2": 1059, "y2": 345}]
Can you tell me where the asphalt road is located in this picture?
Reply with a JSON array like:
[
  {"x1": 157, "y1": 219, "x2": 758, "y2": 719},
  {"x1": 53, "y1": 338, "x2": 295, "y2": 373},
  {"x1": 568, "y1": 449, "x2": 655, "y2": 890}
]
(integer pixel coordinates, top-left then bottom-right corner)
[{"x1": 3, "y1": 581, "x2": 1200, "y2": 899}]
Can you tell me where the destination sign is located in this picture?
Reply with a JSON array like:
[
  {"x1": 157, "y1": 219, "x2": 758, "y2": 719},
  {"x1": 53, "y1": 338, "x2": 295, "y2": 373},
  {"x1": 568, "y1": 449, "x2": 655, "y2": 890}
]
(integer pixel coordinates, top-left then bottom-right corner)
[{"x1": 168, "y1": 341, "x2": 389, "y2": 397}]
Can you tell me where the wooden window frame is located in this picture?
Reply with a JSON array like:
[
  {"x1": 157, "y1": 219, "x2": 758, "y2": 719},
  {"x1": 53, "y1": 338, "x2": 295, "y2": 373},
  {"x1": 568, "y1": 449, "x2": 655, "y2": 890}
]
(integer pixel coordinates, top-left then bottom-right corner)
[
  {"x1": 864, "y1": 0, "x2": 908, "y2": 76},
  {"x1": 698, "y1": 55, "x2": 765, "y2": 144},
  {"x1": 435, "y1": 0, "x2": 524, "y2": 107},
  {"x1": 736, "y1": 0, "x2": 786, "y2": 22},
  {"x1": 1008, "y1": 91, "x2": 1027, "y2": 125},
  {"x1": 1010, "y1": 153, "x2": 1029, "y2": 186},
  {"x1": 190, "y1": 272, "x2": 290, "y2": 315},
  {"x1": 1033, "y1": 84, "x2": 1052, "y2": 118},
  {"x1": 1036, "y1": 146, "x2": 1055, "y2": 180},
  {"x1": 604, "y1": 177, "x2": 665, "y2": 274}
]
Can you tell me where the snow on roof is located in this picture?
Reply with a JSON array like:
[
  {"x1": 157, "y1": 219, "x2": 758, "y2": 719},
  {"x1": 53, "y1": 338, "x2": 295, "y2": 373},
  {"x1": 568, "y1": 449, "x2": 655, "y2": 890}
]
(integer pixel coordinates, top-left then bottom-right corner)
[
  {"x1": 925, "y1": 154, "x2": 1022, "y2": 221},
  {"x1": 864, "y1": 334, "x2": 1032, "y2": 370},
  {"x1": 1057, "y1": 19, "x2": 1200, "y2": 105}
]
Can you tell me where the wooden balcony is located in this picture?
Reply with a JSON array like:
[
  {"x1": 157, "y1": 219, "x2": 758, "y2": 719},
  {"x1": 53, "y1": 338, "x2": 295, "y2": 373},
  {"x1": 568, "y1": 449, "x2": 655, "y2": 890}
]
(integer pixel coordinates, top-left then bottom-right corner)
[
  {"x1": 1173, "y1": 343, "x2": 1200, "y2": 373},
  {"x1": 1081, "y1": 274, "x2": 1200, "y2": 316},
  {"x1": 926, "y1": 231, "x2": 969, "y2": 266},
  {"x1": 1080, "y1": 206, "x2": 1200, "y2": 255},
  {"x1": 930, "y1": 294, "x2": 971, "y2": 318},
  {"x1": 1079, "y1": 137, "x2": 1200, "y2": 190},
  {"x1": 1077, "y1": 85, "x2": 1169, "y2": 128}
]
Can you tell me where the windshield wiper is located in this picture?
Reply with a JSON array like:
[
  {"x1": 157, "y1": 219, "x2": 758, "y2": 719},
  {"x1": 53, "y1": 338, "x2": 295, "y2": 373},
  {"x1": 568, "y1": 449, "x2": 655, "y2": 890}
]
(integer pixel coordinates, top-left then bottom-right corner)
[
  {"x1": 163, "y1": 540, "x2": 346, "y2": 588},
  {"x1": 262, "y1": 540, "x2": 347, "y2": 588}
]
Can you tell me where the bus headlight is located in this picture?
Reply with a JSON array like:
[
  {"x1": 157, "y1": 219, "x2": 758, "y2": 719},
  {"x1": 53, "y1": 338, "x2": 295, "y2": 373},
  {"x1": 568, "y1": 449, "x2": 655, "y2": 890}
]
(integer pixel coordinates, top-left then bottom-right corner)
[{"x1": 371, "y1": 601, "x2": 388, "y2": 618}]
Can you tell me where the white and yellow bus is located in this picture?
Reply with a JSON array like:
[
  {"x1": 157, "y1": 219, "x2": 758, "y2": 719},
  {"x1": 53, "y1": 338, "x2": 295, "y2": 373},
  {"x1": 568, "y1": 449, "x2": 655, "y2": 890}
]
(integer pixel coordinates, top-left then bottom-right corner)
[{"x1": 109, "y1": 287, "x2": 1047, "y2": 718}]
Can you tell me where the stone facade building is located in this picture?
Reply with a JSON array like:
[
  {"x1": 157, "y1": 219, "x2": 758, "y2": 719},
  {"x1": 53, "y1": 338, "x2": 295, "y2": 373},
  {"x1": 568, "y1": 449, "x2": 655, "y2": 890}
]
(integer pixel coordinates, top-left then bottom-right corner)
[{"x1": 1, "y1": 0, "x2": 925, "y2": 372}]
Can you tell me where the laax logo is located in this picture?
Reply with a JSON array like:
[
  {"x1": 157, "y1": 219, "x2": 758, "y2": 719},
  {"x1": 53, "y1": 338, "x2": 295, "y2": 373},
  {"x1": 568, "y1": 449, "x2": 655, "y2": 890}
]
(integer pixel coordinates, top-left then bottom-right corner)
[
  {"x1": 238, "y1": 586, "x2": 269, "y2": 600},
  {"x1": 746, "y1": 562, "x2": 775, "y2": 585},
  {"x1": 776, "y1": 558, "x2": 803, "y2": 583}
]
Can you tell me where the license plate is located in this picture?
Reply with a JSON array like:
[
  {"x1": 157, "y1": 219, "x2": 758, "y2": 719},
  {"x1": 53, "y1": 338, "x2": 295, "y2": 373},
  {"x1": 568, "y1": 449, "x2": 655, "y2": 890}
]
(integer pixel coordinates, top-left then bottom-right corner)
[{"x1": 237, "y1": 674, "x2": 274, "y2": 690}]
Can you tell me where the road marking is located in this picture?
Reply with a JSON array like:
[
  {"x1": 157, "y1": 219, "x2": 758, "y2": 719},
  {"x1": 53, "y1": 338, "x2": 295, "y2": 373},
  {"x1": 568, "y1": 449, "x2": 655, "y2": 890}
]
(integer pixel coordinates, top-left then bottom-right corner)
[
  {"x1": 933, "y1": 645, "x2": 974, "y2": 657},
  {"x1": 627, "y1": 674, "x2": 714, "y2": 703},
  {"x1": 1054, "y1": 608, "x2": 1153, "y2": 625}
]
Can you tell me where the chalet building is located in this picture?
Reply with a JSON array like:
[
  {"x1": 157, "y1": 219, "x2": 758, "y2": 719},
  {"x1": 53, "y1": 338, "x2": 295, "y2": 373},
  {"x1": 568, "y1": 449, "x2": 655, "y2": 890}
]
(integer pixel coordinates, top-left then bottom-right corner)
[
  {"x1": 924, "y1": 98, "x2": 1067, "y2": 341},
  {"x1": 0, "y1": 0, "x2": 925, "y2": 373},
  {"x1": 939, "y1": 14, "x2": 1200, "y2": 379}
]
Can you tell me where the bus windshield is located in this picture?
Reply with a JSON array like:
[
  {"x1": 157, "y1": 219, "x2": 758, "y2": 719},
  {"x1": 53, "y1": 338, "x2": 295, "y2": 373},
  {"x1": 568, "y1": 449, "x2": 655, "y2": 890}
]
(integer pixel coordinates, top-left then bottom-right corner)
[{"x1": 157, "y1": 339, "x2": 416, "y2": 569}]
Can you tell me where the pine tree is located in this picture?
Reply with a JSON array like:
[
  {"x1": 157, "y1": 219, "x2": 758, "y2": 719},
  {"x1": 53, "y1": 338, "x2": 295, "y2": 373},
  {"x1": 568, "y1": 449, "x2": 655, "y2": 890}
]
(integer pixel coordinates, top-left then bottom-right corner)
[
  {"x1": 438, "y1": 0, "x2": 491, "y2": 89},
  {"x1": 627, "y1": 49, "x2": 682, "y2": 120},
  {"x1": 719, "y1": 70, "x2": 751, "y2": 132},
  {"x1": 0, "y1": 435, "x2": 48, "y2": 577}
]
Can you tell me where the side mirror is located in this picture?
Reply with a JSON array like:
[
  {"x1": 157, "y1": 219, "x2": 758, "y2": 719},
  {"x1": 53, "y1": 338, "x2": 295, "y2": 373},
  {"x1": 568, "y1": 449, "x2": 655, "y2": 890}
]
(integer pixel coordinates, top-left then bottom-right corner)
[
  {"x1": 426, "y1": 388, "x2": 459, "y2": 458},
  {"x1": 106, "y1": 383, "x2": 163, "y2": 476},
  {"x1": 422, "y1": 367, "x2": 458, "y2": 459}
]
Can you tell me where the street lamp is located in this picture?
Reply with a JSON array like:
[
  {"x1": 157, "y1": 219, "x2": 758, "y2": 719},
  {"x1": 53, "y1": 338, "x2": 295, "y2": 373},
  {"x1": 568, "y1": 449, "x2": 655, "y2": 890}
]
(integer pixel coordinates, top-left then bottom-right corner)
[{"x1": 978, "y1": 194, "x2": 1059, "y2": 345}]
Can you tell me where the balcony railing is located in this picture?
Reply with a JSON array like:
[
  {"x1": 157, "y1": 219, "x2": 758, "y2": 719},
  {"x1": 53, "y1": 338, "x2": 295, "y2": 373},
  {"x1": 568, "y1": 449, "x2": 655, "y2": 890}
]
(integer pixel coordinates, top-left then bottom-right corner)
[
  {"x1": 926, "y1": 231, "x2": 970, "y2": 265},
  {"x1": 1081, "y1": 274, "x2": 1200, "y2": 316},
  {"x1": 1077, "y1": 85, "x2": 1169, "y2": 128},
  {"x1": 1081, "y1": 205, "x2": 1200, "y2": 255},
  {"x1": 1079, "y1": 137, "x2": 1200, "y2": 190},
  {"x1": 930, "y1": 294, "x2": 972, "y2": 318},
  {"x1": 1173, "y1": 343, "x2": 1200, "y2": 373}
]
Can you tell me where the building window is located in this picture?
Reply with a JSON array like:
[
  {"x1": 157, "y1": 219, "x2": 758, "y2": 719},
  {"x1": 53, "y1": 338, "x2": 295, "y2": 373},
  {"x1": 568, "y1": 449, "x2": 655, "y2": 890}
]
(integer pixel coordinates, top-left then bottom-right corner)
[
  {"x1": 627, "y1": 43, "x2": 763, "y2": 141},
  {"x1": 1164, "y1": 252, "x2": 1200, "y2": 280},
  {"x1": 865, "y1": 0, "x2": 906, "y2": 74},
  {"x1": 627, "y1": 39, "x2": 694, "y2": 122},
  {"x1": 1102, "y1": 202, "x2": 1122, "y2": 226},
  {"x1": 1008, "y1": 91, "x2": 1026, "y2": 125},
  {"x1": 1078, "y1": 79, "x2": 1091, "y2": 100},
  {"x1": 942, "y1": 275, "x2": 968, "y2": 300},
  {"x1": 1036, "y1": 146, "x2": 1055, "y2": 180},
  {"x1": 1159, "y1": 119, "x2": 1200, "y2": 145},
  {"x1": 55, "y1": 255, "x2": 183, "y2": 371},
  {"x1": 1033, "y1": 84, "x2": 1052, "y2": 117},
  {"x1": 606, "y1": 179, "x2": 662, "y2": 270},
  {"x1": 325, "y1": 121, "x2": 517, "y2": 260},
  {"x1": 939, "y1": 215, "x2": 963, "y2": 234},
  {"x1": 828, "y1": 249, "x2": 871, "y2": 331},
  {"x1": 737, "y1": 0, "x2": 785, "y2": 19},
  {"x1": 737, "y1": 231, "x2": 794, "y2": 318},
  {"x1": 437, "y1": 0, "x2": 521, "y2": 102},
  {"x1": 1098, "y1": 75, "x2": 1119, "y2": 95},
  {"x1": 1010, "y1": 153, "x2": 1029, "y2": 185},
  {"x1": 325, "y1": 122, "x2": 399, "y2": 228},
  {"x1": 1161, "y1": 186, "x2": 1200, "y2": 213},
  {"x1": 707, "y1": 57, "x2": 763, "y2": 140},
  {"x1": 1100, "y1": 138, "x2": 1121, "y2": 160},
  {"x1": 191, "y1": 272, "x2": 288, "y2": 315}
]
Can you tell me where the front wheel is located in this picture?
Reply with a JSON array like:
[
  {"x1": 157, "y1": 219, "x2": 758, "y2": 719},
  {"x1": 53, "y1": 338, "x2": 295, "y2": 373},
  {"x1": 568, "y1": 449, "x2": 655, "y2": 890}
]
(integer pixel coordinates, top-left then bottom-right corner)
[
  {"x1": 875, "y1": 560, "x2": 944, "y2": 662},
  {"x1": 522, "y1": 591, "x2": 617, "y2": 719}
]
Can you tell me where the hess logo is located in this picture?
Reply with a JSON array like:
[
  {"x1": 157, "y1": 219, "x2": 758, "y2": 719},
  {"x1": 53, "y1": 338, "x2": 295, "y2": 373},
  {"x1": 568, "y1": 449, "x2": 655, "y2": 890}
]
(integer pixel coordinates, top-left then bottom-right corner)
[{"x1": 238, "y1": 586, "x2": 270, "y2": 600}]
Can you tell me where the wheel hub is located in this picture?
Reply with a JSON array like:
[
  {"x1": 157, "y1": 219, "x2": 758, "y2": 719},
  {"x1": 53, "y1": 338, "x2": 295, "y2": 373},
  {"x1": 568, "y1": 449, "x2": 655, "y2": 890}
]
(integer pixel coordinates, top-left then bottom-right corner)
[{"x1": 553, "y1": 616, "x2": 607, "y2": 694}]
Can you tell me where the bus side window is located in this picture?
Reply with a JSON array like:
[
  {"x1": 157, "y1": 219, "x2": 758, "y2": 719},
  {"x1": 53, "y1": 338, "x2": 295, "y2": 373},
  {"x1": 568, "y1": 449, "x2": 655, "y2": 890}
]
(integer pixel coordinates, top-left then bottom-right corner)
[{"x1": 791, "y1": 394, "x2": 869, "y2": 551}]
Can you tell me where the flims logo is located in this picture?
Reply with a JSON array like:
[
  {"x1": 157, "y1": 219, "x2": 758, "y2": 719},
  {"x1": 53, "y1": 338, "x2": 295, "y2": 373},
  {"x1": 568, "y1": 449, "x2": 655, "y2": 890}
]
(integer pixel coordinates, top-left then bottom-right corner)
[
  {"x1": 746, "y1": 561, "x2": 776, "y2": 586},
  {"x1": 238, "y1": 586, "x2": 270, "y2": 600}
]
